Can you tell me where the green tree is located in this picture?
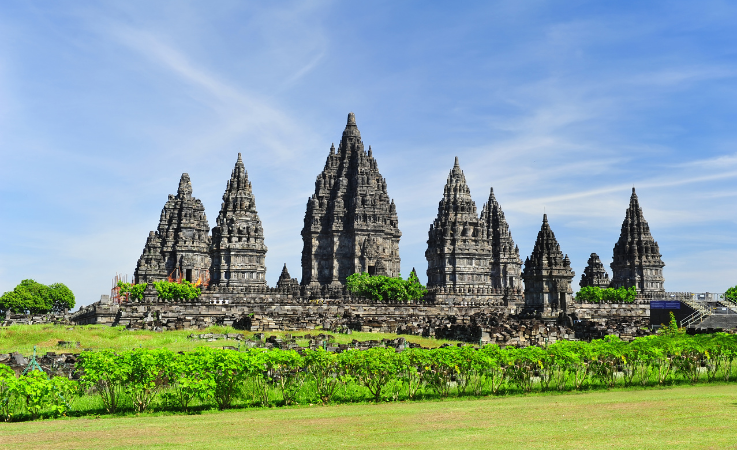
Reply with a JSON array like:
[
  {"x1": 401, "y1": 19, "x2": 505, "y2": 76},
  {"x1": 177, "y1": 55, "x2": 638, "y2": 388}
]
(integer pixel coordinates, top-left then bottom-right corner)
[
  {"x1": 47, "y1": 283, "x2": 75, "y2": 312},
  {"x1": 725, "y1": 285, "x2": 737, "y2": 303},
  {"x1": 0, "y1": 280, "x2": 52, "y2": 315}
]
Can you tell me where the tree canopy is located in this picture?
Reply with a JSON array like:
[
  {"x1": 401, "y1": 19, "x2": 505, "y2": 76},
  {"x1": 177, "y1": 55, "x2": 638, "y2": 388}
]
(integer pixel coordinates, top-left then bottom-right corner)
[{"x1": 0, "y1": 279, "x2": 75, "y2": 315}]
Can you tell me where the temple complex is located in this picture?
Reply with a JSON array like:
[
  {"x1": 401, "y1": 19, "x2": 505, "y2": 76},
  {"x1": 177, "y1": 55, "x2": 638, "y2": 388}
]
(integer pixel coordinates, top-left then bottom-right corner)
[
  {"x1": 210, "y1": 154, "x2": 268, "y2": 287},
  {"x1": 426, "y1": 158, "x2": 491, "y2": 288},
  {"x1": 300, "y1": 113, "x2": 401, "y2": 287},
  {"x1": 134, "y1": 174, "x2": 211, "y2": 284},
  {"x1": 580, "y1": 253, "x2": 611, "y2": 288},
  {"x1": 480, "y1": 188, "x2": 522, "y2": 290},
  {"x1": 522, "y1": 214, "x2": 575, "y2": 312},
  {"x1": 610, "y1": 188, "x2": 665, "y2": 295}
]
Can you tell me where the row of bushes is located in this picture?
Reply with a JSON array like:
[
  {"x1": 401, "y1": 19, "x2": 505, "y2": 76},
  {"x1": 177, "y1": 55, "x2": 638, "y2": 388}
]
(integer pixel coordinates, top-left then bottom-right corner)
[
  {"x1": 345, "y1": 272, "x2": 427, "y2": 302},
  {"x1": 2, "y1": 331, "x2": 737, "y2": 421},
  {"x1": 576, "y1": 286, "x2": 638, "y2": 303},
  {"x1": 116, "y1": 280, "x2": 201, "y2": 301}
]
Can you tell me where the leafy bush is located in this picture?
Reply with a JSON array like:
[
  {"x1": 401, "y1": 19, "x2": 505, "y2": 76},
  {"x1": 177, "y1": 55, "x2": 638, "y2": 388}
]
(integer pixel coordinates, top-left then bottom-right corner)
[
  {"x1": 576, "y1": 286, "x2": 637, "y2": 303},
  {"x1": 153, "y1": 280, "x2": 201, "y2": 301},
  {"x1": 116, "y1": 282, "x2": 147, "y2": 301},
  {"x1": 0, "y1": 280, "x2": 75, "y2": 315},
  {"x1": 345, "y1": 272, "x2": 427, "y2": 302},
  {"x1": 725, "y1": 285, "x2": 737, "y2": 303},
  {"x1": 7, "y1": 332, "x2": 737, "y2": 422}
]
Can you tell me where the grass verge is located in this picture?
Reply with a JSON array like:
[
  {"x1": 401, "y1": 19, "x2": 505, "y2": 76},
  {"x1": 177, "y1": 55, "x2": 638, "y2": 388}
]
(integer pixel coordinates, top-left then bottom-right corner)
[{"x1": 2, "y1": 384, "x2": 736, "y2": 450}]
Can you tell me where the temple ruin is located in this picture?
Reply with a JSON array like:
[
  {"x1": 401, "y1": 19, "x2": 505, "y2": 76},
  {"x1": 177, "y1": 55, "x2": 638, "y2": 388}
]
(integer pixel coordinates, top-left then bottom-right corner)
[
  {"x1": 210, "y1": 154, "x2": 268, "y2": 287},
  {"x1": 300, "y1": 112, "x2": 401, "y2": 287},
  {"x1": 75, "y1": 113, "x2": 675, "y2": 338},
  {"x1": 610, "y1": 188, "x2": 665, "y2": 295},
  {"x1": 580, "y1": 253, "x2": 611, "y2": 288},
  {"x1": 522, "y1": 214, "x2": 575, "y2": 313},
  {"x1": 134, "y1": 174, "x2": 211, "y2": 284}
]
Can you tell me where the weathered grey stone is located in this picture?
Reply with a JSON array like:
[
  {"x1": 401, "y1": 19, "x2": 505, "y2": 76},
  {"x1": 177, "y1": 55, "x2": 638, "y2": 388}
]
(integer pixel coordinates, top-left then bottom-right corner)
[
  {"x1": 610, "y1": 188, "x2": 665, "y2": 294},
  {"x1": 301, "y1": 113, "x2": 401, "y2": 287},
  {"x1": 134, "y1": 173, "x2": 211, "y2": 284},
  {"x1": 480, "y1": 188, "x2": 522, "y2": 291},
  {"x1": 210, "y1": 154, "x2": 268, "y2": 287},
  {"x1": 426, "y1": 157, "x2": 491, "y2": 288},
  {"x1": 580, "y1": 253, "x2": 610, "y2": 288},
  {"x1": 522, "y1": 214, "x2": 575, "y2": 313}
]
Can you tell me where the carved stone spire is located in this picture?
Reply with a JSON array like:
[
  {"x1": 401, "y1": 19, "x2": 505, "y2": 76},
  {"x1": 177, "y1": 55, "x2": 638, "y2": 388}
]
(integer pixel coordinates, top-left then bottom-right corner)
[
  {"x1": 480, "y1": 187, "x2": 522, "y2": 290},
  {"x1": 580, "y1": 253, "x2": 610, "y2": 288},
  {"x1": 522, "y1": 214, "x2": 575, "y2": 312},
  {"x1": 425, "y1": 157, "x2": 491, "y2": 288},
  {"x1": 301, "y1": 113, "x2": 401, "y2": 287},
  {"x1": 210, "y1": 153, "x2": 268, "y2": 286},
  {"x1": 610, "y1": 187, "x2": 665, "y2": 294},
  {"x1": 134, "y1": 173, "x2": 211, "y2": 284}
]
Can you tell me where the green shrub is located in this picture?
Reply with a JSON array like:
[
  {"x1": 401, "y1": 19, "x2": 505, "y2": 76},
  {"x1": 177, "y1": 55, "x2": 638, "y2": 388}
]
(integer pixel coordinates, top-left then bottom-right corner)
[
  {"x1": 576, "y1": 286, "x2": 637, "y2": 303},
  {"x1": 345, "y1": 272, "x2": 427, "y2": 302}
]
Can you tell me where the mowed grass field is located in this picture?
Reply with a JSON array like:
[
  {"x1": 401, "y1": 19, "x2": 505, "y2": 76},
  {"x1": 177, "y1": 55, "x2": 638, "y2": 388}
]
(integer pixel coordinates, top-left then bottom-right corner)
[
  {"x1": 0, "y1": 324, "x2": 461, "y2": 354},
  {"x1": 3, "y1": 384, "x2": 737, "y2": 450}
]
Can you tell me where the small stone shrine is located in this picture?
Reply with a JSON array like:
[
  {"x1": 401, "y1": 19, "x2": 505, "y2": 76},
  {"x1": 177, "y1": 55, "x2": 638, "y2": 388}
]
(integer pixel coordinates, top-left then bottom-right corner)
[
  {"x1": 580, "y1": 253, "x2": 611, "y2": 288},
  {"x1": 275, "y1": 264, "x2": 299, "y2": 289}
]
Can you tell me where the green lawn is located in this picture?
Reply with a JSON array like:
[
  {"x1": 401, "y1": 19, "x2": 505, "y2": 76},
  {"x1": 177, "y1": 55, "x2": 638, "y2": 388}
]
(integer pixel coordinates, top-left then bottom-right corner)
[
  {"x1": 2, "y1": 384, "x2": 736, "y2": 449},
  {"x1": 0, "y1": 324, "x2": 461, "y2": 354}
]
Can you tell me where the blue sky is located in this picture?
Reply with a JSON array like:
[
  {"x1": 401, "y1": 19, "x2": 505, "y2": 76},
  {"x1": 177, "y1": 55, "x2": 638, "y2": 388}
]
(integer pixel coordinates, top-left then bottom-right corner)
[{"x1": 1, "y1": 1, "x2": 736, "y2": 307}]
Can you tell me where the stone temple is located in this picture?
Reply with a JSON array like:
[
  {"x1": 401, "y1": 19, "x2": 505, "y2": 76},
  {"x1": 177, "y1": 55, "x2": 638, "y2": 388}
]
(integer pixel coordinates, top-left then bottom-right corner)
[
  {"x1": 426, "y1": 158, "x2": 492, "y2": 287},
  {"x1": 72, "y1": 112, "x2": 675, "y2": 337},
  {"x1": 300, "y1": 113, "x2": 401, "y2": 287},
  {"x1": 210, "y1": 154, "x2": 268, "y2": 287},
  {"x1": 522, "y1": 214, "x2": 575, "y2": 312},
  {"x1": 610, "y1": 188, "x2": 665, "y2": 295},
  {"x1": 425, "y1": 158, "x2": 523, "y2": 297},
  {"x1": 480, "y1": 188, "x2": 522, "y2": 290},
  {"x1": 580, "y1": 253, "x2": 610, "y2": 288},
  {"x1": 134, "y1": 174, "x2": 212, "y2": 284}
]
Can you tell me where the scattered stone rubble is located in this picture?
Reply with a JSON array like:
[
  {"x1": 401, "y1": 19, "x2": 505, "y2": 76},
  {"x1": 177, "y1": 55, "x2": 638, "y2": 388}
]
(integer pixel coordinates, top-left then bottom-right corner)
[{"x1": 1, "y1": 312, "x2": 71, "y2": 327}]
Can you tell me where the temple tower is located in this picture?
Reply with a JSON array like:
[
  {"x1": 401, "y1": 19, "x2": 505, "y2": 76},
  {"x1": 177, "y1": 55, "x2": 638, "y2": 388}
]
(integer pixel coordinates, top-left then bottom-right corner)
[
  {"x1": 580, "y1": 253, "x2": 610, "y2": 288},
  {"x1": 425, "y1": 157, "x2": 491, "y2": 288},
  {"x1": 301, "y1": 113, "x2": 401, "y2": 287},
  {"x1": 610, "y1": 188, "x2": 665, "y2": 295},
  {"x1": 276, "y1": 264, "x2": 299, "y2": 289},
  {"x1": 522, "y1": 214, "x2": 575, "y2": 312},
  {"x1": 134, "y1": 173, "x2": 211, "y2": 284},
  {"x1": 210, "y1": 154, "x2": 268, "y2": 286},
  {"x1": 480, "y1": 188, "x2": 522, "y2": 290}
]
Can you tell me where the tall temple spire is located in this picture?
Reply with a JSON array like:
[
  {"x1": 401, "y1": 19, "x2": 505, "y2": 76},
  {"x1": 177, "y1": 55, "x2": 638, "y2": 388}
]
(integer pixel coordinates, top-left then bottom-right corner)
[
  {"x1": 480, "y1": 187, "x2": 522, "y2": 291},
  {"x1": 610, "y1": 187, "x2": 665, "y2": 294},
  {"x1": 135, "y1": 173, "x2": 211, "y2": 285},
  {"x1": 522, "y1": 214, "x2": 575, "y2": 313},
  {"x1": 301, "y1": 113, "x2": 401, "y2": 287},
  {"x1": 425, "y1": 157, "x2": 490, "y2": 288},
  {"x1": 210, "y1": 154, "x2": 268, "y2": 287}
]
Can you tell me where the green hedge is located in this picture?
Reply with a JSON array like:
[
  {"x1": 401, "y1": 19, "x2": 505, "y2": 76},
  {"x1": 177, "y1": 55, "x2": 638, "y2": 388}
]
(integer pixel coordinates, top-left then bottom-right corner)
[
  {"x1": 345, "y1": 272, "x2": 427, "y2": 302},
  {"x1": 576, "y1": 286, "x2": 637, "y2": 303},
  {"x1": 2, "y1": 332, "x2": 736, "y2": 422},
  {"x1": 116, "y1": 280, "x2": 201, "y2": 302}
]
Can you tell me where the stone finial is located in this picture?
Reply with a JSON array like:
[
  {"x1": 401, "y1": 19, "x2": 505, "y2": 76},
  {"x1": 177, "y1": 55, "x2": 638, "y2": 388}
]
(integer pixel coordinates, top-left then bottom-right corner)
[
  {"x1": 347, "y1": 112, "x2": 356, "y2": 125},
  {"x1": 177, "y1": 173, "x2": 193, "y2": 199}
]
